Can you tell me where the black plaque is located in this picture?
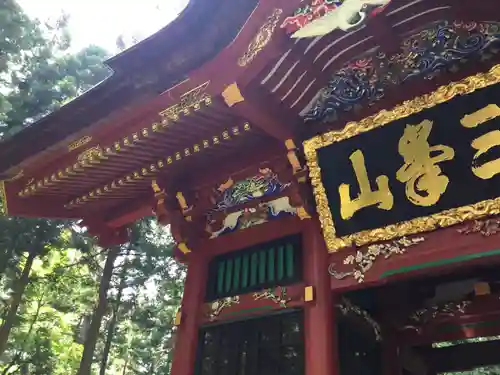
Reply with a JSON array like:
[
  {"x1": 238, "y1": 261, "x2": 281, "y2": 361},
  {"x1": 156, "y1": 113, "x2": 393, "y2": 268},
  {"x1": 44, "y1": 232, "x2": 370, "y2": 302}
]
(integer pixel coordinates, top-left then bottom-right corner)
[{"x1": 304, "y1": 66, "x2": 500, "y2": 251}]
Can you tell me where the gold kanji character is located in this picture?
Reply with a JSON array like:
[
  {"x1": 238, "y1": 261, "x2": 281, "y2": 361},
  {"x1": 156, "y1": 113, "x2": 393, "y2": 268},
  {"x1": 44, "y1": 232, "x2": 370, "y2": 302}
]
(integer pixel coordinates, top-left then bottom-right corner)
[
  {"x1": 461, "y1": 104, "x2": 500, "y2": 179},
  {"x1": 396, "y1": 120, "x2": 454, "y2": 206},
  {"x1": 339, "y1": 150, "x2": 394, "y2": 220}
]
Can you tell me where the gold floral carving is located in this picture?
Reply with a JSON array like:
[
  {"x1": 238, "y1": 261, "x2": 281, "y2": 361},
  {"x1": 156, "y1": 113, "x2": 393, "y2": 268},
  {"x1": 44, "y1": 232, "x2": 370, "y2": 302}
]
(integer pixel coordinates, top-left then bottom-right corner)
[
  {"x1": 68, "y1": 136, "x2": 92, "y2": 151},
  {"x1": 77, "y1": 146, "x2": 103, "y2": 163},
  {"x1": 208, "y1": 296, "x2": 240, "y2": 321},
  {"x1": 458, "y1": 218, "x2": 500, "y2": 237},
  {"x1": 159, "y1": 81, "x2": 211, "y2": 120},
  {"x1": 329, "y1": 237, "x2": 425, "y2": 283},
  {"x1": 405, "y1": 300, "x2": 472, "y2": 331},
  {"x1": 304, "y1": 64, "x2": 500, "y2": 252},
  {"x1": 238, "y1": 9, "x2": 283, "y2": 67},
  {"x1": 337, "y1": 297, "x2": 382, "y2": 341},
  {"x1": 222, "y1": 83, "x2": 245, "y2": 107}
]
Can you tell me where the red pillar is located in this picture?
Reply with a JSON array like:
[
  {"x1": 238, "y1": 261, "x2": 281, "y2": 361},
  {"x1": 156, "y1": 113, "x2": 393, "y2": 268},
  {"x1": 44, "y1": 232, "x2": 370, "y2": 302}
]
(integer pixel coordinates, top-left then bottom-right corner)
[
  {"x1": 382, "y1": 332, "x2": 401, "y2": 375},
  {"x1": 170, "y1": 251, "x2": 208, "y2": 375},
  {"x1": 303, "y1": 219, "x2": 339, "y2": 375}
]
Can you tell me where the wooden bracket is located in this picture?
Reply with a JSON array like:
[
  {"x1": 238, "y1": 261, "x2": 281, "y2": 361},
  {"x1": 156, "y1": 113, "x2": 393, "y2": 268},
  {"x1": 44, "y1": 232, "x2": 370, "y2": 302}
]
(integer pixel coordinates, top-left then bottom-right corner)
[
  {"x1": 304, "y1": 286, "x2": 315, "y2": 302},
  {"x1": 222, "y1": 83, "x2": 245, "y2": 107},
  {"x1": 174, "y1": 309, "x2": 182, "y2": 326}
]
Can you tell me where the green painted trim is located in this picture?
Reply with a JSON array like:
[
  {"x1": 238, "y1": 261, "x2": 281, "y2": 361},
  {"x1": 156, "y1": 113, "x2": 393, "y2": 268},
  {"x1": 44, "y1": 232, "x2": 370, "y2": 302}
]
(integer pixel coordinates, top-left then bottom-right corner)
[
  {"x1": 233, "y1": 257, "x2": 241, "y2": 291},
  {"x1": 277, "y1": 246, "x2": 285, "y2": 280},
  {"x1": 380, "y1": 248, "x2": 500, "y2": 279},
  {"x1": 259, "y1": 250, "x2": 266, "y2": 284},
  {"x1": 242, "y1": 254, "x2": 249, "y2": 288},
  {"x1": 225, "y1": 259, "x2": 233, "y2": 293},
  {"x1": 286, "y1": 243, "x2": 294, "y2": 278},
  {"x1": 250, "y1": 253, "x2": 258, "y2": 287},
  {"x1": 268, "y1": 247, "x2": 275, "y2": 282},
  {"x1": 217, "y1": 261, "x2": 225, "y2": 294}
]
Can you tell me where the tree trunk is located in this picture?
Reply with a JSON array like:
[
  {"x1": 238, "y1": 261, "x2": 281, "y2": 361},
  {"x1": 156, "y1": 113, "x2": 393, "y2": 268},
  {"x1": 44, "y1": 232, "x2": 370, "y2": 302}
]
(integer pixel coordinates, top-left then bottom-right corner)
[
  {"x1": 121, "y1": 355, "x2": 129, "y2": 375},
  {"x1": 98, "y1": 251, "x2": 130, "y2": 375},
  {"x1": 0, "y1": 250, "x2": 37, "y2": 357},
  {"x1": 77, "y1": 246, "x2": 120, "y2": 375},
  {"x1": 1, "y1": 293, "x2": 45, "y2": 375},
  {"x1": 98, "y1": 309, "x2": 119, "y2": 375}
]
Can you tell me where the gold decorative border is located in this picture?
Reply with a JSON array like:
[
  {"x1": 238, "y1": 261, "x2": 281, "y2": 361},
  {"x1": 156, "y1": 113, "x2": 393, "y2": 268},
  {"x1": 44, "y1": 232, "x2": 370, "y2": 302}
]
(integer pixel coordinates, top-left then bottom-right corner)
[
  {"x1": 160, "y1": 81, "x2": 211, "y2": 120},
  {"x1": 19, "y1": 82, "x2": 212, "y2": 199},
  {"x1": 0, "y1": 181, "x2": 8, "y2": 215},
  {"x1": 238, "y1": 8, "x2": 283, "y2": 67},
  {"x1": 303, "y1": 64, "x2": 500, "y2": 252}
]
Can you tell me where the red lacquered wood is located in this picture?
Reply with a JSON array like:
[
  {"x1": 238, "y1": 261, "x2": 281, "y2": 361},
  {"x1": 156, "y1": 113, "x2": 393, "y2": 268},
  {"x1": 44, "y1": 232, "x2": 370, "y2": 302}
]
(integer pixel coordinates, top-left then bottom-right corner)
[
  {"x1": 202, "y1": 215, "x2": 304, "y2": 257},
  {"x1": 199, "y1": 284, "x2": 305, "y2": 325},
  {"x1": 303, "y1": 219, "x2": 338, "y2": 375},
  {"x1": 328, "y1": 225, "x2": 500, "y2": 292},
  {"x1": 171, "y1": 251, "x2": 208, "y2": 375}
]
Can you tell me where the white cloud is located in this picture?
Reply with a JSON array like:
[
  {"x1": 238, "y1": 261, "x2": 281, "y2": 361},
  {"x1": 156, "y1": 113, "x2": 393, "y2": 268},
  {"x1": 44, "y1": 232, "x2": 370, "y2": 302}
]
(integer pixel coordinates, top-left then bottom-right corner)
[{"x1": 17, "y1": 0, "x2": 189, "y2": 52}]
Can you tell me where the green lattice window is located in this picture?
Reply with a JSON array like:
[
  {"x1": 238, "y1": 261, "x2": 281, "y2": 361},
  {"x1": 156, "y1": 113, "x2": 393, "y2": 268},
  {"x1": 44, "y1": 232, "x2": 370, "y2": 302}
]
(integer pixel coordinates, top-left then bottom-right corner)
[{"x1": 206, "y1": 235, "x2": 302, "y2": 301}]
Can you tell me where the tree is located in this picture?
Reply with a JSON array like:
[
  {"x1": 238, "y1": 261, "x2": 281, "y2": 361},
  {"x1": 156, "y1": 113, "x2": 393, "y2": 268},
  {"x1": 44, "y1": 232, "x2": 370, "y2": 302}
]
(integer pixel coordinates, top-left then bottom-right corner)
[
  {"x1": 0, "y1": 0, "x2": 111, "y2": 361},
  {"x1": 98, "y1": 248, "x2": 131, "y2": 375},
  {"x1": 1, "y1": 2, "x2": 185, "y2": 374},
  {"x1": 79, "y1": 220, "x2": 184, "y2": 375},
  {"x1": 0, "y1": 219, "x2": 69, "y2": 357},
  {"x1": 112, "y1": 221, "x2": 184, "y2": 375},
  {"x1": 77, "y1": 246, "x2": 120, "y2": 375},
  {"x1": 0, "y1": 246, "x2": 100, "y2": 374}
]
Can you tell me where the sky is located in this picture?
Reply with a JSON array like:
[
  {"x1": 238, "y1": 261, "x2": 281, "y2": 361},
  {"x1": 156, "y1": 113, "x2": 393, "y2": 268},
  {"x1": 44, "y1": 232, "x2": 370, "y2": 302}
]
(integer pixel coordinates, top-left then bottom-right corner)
[{"x1": 17, "y1": 0, "x2": 189, "y2": 53}]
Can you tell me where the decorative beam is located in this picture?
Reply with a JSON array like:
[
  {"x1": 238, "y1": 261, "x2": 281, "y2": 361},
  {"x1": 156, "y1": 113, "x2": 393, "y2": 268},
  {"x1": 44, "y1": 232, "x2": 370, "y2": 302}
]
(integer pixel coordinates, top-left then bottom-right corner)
[
  {"x1": 179, "y1": 145, "x2": 283, "y2": 192},
  {"x1": 18, "y1": 81, "x2": 212, "y2": 200},
  {"x1": 222, "y1": 83, "x2": 308, "y2": 179},
  {"x1": 222, "y1": 82, "x2": 297, "y2": 141},
  {"x1": 63, "y1": 122, "x2": 252, "y2": 210},
  {"x1": 150, "y1": 178, "x2": 209, "y2": 255},
  {"x1": 85, "y1": 224, "x2": 129, "y2": 247}
]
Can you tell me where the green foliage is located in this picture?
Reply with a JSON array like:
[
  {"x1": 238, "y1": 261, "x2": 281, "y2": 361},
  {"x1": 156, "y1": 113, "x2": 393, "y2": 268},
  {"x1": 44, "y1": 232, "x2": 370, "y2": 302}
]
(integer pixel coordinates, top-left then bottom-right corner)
[
  {"x1": 2, "y1": 249, "x2": 94, "y2": 374},
  {"x1": 0, "y1": 2, "x2": 184, "y2": 374},
  {"x1": 0, "y1": 0, "x2": 110, "y2": 140}
]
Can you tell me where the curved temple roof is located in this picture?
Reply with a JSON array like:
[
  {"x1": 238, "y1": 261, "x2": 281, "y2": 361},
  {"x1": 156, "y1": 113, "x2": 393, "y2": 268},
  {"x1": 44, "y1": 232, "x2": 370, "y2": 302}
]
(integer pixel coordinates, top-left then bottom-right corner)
[
  {"x1": 0, "y1": 0, "x2": 259, "y2": 174},
  {"x1": 1, "y1": 0, "x2": 499, "y2": 230}
]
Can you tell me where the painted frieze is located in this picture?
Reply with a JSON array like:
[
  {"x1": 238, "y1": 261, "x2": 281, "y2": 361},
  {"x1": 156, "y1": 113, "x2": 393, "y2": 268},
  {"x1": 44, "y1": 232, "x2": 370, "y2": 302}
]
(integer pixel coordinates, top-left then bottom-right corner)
[
  {"x1": 207, "y1": 196, "x2": 302, "y2": 238},
  {"x1": 206, "y1": 168, "x2": 300, "y2": 238},
  {"x1": 304, "y1": 21, "x2": 500, "y2": 123},
  {"x1": 212, "y1": 168, "x2": 290, "y2": 211}
]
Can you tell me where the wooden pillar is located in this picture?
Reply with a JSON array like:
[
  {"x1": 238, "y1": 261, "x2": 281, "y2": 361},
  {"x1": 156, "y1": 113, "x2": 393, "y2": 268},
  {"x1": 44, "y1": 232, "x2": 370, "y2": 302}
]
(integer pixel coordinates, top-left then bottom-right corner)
[
  {"x1": 303, "y1": 220, "x2": 338, "y2": 375},
  {"x1": 382, "y1": 331, "x2": 401, "y2": 375},
  {"x1": 170, "y1": 251, "x2": 208, "y2": 375},
  {"x1": 377, "y1": 293, "x2": 403, "y2": 375}
]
